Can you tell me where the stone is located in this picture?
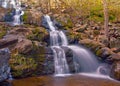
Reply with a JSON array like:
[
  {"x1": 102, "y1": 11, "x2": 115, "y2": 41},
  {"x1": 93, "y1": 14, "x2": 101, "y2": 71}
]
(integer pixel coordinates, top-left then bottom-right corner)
[
  {"x1": 109, "y1": 54, "x2": 120, "y2": 61},
  {"x1": 0, "y1": 48, "x2": 10, "y2": 82},
  {"x1": 0, "y1": 27, "x2": 33, "y2": 54},
  {"x1": 8, "y1": 28, "x2": 32, "y2": 37},
  {"x1": 100, "y1": 47, "x2": 113, "y2": 60},
  {"x1": 0, "y1": 37, "x2": 18, "y2": 49},
  {"x1": 13, "y1": 39, "x2": 33, "y2": 54},
  {"x1": 110, "y1": 61, "x2": 120, "y2": 80}
]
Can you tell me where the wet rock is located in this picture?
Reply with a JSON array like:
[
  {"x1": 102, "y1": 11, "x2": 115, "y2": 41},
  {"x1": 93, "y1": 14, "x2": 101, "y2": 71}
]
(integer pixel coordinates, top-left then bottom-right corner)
[
  {"x1": 0, "y1": 48, "x2": 10, "y2": 82},
  {"x1": 44, "y1": 47, "x2": 54, "y2": 74},
  {"x1": 44, "y1": 54, "x2": 54, "y2": 74},
  {"x1": 62, "y1": 46, "x2": 76, "y2": 73},
  {"x1": 98, "y1": 47, "x2": 113, "y2": 60},
  {"x1": 45, "y1": 47, "x2": 53, "y2": 54},
  {"x1": 110, "y1": 61, "x2": 120, "y2": 80}
]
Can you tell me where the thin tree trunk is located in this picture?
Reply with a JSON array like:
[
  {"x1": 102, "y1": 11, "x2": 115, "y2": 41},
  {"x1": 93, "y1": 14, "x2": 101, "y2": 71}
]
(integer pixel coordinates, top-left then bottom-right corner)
[{"x1": 103, "y1": 0, "x2": 110, "y2": 47}]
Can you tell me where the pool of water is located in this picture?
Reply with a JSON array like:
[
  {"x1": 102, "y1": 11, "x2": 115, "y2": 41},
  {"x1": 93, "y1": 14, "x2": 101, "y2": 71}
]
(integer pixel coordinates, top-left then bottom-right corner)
[{"x1": 4, "y1": 74, "x2": 120, "y2": 86}]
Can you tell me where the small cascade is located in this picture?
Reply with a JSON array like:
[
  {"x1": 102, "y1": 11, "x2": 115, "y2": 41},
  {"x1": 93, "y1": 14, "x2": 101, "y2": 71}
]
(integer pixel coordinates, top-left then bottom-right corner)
[
  {"x1": 1, "y1": 0, "x2": 17, "y2": 8},
  {"x1": 10, "y1": 0, "x2": 24, "y2": 26},
  {"x1": 1, "y1": 0, "x2": 24, "y2": 26},
  {"x1": 11, "y1": 6, "x2": 24, "y2": 26},
  {"x1": 52, "y1": 46, "x2": 69, "y2": 74},
  {"x1": 1, "y1": 0, "x2": 8, "y2": 8},
  {"x1": 42, "y1": 15, "x2": 110, "y2": 77},
  {"x1": 9, "y1": 0, "x2": 16, "y2": 8},
  {"x1": 44, "y1": 15, "x2": 70, "y2": 74},
  {"x1": 68, "y1": 45, "x2": 100, "y2": 73}
]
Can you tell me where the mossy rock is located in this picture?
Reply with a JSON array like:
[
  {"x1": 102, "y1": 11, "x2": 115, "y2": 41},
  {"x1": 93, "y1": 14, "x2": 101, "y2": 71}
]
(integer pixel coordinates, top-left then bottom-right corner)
[
  {"x1": 110, "y1": 61, "x2": 120, "y2": 80},
  {"x1": 93, "y1": 30, "x2": 100, "y2": 36},
  {"x1": 0, "y1": 26, "x2": 7, "y2": 39},
  {"x1": 96, "y1": 49, "x2": 102, "y2": 56},
  {"x1": 56, "y1": 16, "x2": 73, "y2": 30},
  {"x1": 23, "y1": 11, "x2": 29, "y2": 22},
  {"x1": 27, "y1": 27, "x2": 48, "y2": 42},
  {"x1": 0, "y1": 31, "x2": 6, "y2": 39},
  {"x1": 10, "y1": 43, "x2": 46, "y2": 78},
  {"x1": 10, "y1": 54, "x2": 37, "y2": 78}
]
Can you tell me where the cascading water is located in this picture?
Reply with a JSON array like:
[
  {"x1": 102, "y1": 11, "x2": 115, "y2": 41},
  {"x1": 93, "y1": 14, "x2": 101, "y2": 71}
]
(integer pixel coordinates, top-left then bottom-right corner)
[
  {"x1": 11, "y1": 6, "x2": 24, "y2": 26},
  {"x1": 1, "y1": 0, "x2": 16, "y2": 8},
  {"x1": 1, "y1": 0, "x2": 8, "y2": 8},
  {"x1": 10, "y1": 0, "x2": 16, "y2": 8},
  {"x1": 52, "y1": 46, "x2": 69, "y2": 74},
  {"x1": 10, "y1": 0, "x2": 24, "y2": 26},
  {"x1": 44, "y1": 15, "x2": 69, "y2": 74},
  {"x1": 42, "y1": 15, "x2": 110, "y2": 77},
  {"x1": 0, "y1": 0, "x2": 24, "y2": 26},
  {"x1": 68, "y1": 45, "x2": 100, "y2": 73}
]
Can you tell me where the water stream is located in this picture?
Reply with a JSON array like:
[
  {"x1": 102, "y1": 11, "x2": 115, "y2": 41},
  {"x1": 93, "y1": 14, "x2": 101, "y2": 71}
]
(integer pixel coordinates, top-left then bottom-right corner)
[
  {"x1": 43, "y1": 15, "x2": 110, "y2": 78},
  {"x1": 44, "y1": 15, "x2": 70, "y2": 74},
  {"x1": 0, "y1": 0, "x2": 24, "y2": 26}
]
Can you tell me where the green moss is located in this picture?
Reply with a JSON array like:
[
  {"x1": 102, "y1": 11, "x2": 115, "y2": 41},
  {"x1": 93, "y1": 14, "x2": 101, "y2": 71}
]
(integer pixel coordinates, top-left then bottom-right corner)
[
  {"x1": 0, "y1": 26, "x2": 7, "y2": 39},
  {"x1": 10, "y1": 53, "x2": 37, "y2": 77},
  {"x1": 66, "y1": 18, "x2": 74, "y2": 28},
  {"x1": 0, "y1": 31, "x2": 6, "y2": 38},
  {"x1": 96, "y1": 49, "x2": 102, "y2": 56},
  {"x1": 93, "y1": 30, "x2": 100, "y2": 36},
  {"x1": 57, "y1": 18, "x2": 73, "y2": 30},
  {"x1": 23, "y1": 11, "x2": 29, "y2": 22},
  {"x1": 27, "y1": 27, "x2": 48, "y2": 42},
  {"x1": 89, "y1": 5, "x2": 104, "y2": 22},
  {"x1": 109, "y1": 14, "x2": 116, "y2": 22}
]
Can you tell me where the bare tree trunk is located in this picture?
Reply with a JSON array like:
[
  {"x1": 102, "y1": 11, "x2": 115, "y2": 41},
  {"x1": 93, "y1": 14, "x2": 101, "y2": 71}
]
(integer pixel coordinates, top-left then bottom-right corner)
[
  {"x1": 48, "y1": 0, "x2": 51, "y2": 12},
  {"x1": 103, "y1": 0, "x2": 110, "y2": 47}
]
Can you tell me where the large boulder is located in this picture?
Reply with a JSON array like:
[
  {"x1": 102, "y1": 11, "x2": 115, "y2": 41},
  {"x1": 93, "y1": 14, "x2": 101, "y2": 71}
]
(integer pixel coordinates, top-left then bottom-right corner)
[
  {"x1": 0, "y1": 28, "x2": 33, "y2": 54},
  {"x1": 7, "y1": 27, "x2": 32, "y2": 37},
  {"x1": 110, "y1": 61, "x2": 120, "y2": 80},
  {"x1": 0, "y1": 37, "x2": 18, "y2": 49},
  {"x1": 0, "y1": 48, "x2": 11, "y2": 82},
  {"x1": 13, "y1": 39, "x2": 33, "y2": 54}
]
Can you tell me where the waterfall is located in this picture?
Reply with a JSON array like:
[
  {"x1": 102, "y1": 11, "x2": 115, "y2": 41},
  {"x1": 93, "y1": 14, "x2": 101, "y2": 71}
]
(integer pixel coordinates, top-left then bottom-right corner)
[
  {"x1": 42, "y1": 15, "x2": 110, "y2": 77},
  {"x1": 10, "y1": 0, "x2": 16, "y2": 8},
  {"x1": 68, "y1": 45, "x2": 99, "y2": 73},
  {"x1": 1, "y1": 0, "x2": 8, "y2": 8},
  {"x1": 44, "y1": 15, "x2": 70, "y2": 74},
  {"x1": 0, "y1": 0, "x2": 24, "y2": 26},
  {"x1": 1, "y1": 0, "x2": 17, "y2": 8},
  {"x1": 11, "y1": 6, "x2": 24, "y2": 26},
  {"x1": 52, "y1": 46, "x2": 69, "y2": 74},
  {"x1": 10, "y1": 0, "x2": 24, "y2": 26}
]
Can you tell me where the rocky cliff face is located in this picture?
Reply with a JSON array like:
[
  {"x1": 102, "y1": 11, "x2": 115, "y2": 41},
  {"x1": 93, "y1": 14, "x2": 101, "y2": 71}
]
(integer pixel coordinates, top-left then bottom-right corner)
[{"x1": 0, "y1": 48, "x2": 11, "y2": 82}]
